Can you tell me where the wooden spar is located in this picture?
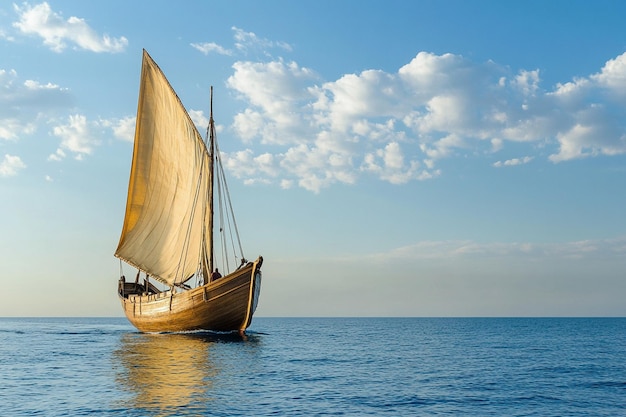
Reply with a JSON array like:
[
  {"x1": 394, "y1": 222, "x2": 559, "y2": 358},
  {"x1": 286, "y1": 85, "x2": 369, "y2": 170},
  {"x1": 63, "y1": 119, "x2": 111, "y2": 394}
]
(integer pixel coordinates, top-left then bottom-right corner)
[{"x1": 208, "y1": 86, "x2": 215, "y2": 279}]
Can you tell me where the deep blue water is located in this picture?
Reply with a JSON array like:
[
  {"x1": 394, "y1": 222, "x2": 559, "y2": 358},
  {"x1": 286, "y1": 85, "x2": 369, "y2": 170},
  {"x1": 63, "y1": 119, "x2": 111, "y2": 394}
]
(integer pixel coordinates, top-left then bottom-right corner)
[{"x1": 1, "y1": 317, "x2": 624, "y2": 416}]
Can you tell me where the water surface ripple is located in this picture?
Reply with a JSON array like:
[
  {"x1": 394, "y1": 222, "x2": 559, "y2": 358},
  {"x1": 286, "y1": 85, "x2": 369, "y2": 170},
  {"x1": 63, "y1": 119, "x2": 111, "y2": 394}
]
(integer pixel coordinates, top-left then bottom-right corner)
[{"x1": 1, "y1": 317, "x2": 624, "y2": 416}]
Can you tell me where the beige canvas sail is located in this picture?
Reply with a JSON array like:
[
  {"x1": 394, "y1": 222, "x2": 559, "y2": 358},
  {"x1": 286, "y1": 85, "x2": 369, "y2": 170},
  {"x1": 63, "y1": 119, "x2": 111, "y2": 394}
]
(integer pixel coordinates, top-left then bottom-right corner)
[{"x1": 115, "y1": 50, "x2": 211, "y2": 287}]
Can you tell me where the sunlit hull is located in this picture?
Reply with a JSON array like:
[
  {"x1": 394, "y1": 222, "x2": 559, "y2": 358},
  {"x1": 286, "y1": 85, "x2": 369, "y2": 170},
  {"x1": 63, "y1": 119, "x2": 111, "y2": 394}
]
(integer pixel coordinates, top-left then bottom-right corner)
[{"x1": 118, "y1": 257, "x2": 262, "y2": 333}]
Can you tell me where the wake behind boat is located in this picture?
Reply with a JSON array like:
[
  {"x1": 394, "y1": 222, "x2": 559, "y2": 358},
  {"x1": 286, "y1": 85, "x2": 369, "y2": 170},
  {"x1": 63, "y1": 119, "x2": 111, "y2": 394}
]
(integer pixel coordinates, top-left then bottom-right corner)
[{"x1": 114, "y1": 50, "x2": 262, "y2": 333}]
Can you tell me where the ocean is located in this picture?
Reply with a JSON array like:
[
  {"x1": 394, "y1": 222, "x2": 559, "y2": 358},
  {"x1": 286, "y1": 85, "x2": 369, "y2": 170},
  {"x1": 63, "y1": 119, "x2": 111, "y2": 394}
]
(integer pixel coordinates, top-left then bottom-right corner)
[{"x1": 0, "y1": 317, "x2": 624, "y2": 416}]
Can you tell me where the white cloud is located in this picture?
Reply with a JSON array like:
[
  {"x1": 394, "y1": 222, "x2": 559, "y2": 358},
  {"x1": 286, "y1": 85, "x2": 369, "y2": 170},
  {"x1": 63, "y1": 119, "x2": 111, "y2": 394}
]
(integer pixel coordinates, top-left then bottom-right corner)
[
  {"x1": 513, "y1": 69, "x2": 540, "y2": 97},
  {"x1": 0, "y1": 154, "x2": 26, "y2": 177},
  {"x1": 493, "y1": 156, "x2": 533, "y2": 167},
  {"x1": 417, "y1": 94, "x2": 473, "y2": 134},
  {"x1": 191, "y1": 27, "x2": 291, "y2": 60},
  {"x1": 191, "y1": 42, "x2": 232, "y2": 56},
  {"x1": 232, "y1": 109, "x2": 265, "y2": 143},
  {"x1": 280, "y1": 179, "x2": 293, "y2": 189},
  {"x1": 0, "y1": 68, "x2": 72, "y2": 140},
  {"x1": 398, "y1": 52, "x2": 466, "y2": 94},
  {"x1": 362, "y1": 142, "x2": 436, "y2": 184},
  {"x1": 221, "y1": 149, "x2": 278, "y2": 179},
  {"x1": 47, "y1": 149, "x2": 65, "y2": 162},
  {"x1": 548, "y1": 107, "x2": 626, "y2": 162},
  {"x1": 188, "y1": 110, "x2": 210, "y2": 135},
  {"x1": 13, "y1": 2, "x2": 127, "y2": 53},
  {"x1": 420, "y1": 133, "x2": 466, "y2": 160},
  {"x1": 110, "y1": 116, "x2": 135, "y2": 142},
  {"x1": 0, "y1": 117, "x2": 36, "y2": 141},
  {"x1": 51, "y1": 114, "x2": 100, "y2": 160},
  {"x1": 227, "y1": 59, "x2": 318, "y2": 146},
  {"x1": 591, "y1": 52, "x2": 626, "y2": 92},
  {"x1": 231, "y1": 26, "x2": 292, "y2": 55},
  {"x1": 220, "y1": 45, "x2": 626, "y2": 192},
  {"x1": 491, "y1": 138, "x2": 504, "y2": 152}
]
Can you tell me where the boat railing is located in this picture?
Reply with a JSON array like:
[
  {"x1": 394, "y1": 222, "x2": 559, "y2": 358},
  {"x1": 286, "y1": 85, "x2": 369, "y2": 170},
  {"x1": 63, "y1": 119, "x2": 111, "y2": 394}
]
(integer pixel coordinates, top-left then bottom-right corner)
[{"x1": 119, "y1": 279, "x2": 163, "y2": 299}]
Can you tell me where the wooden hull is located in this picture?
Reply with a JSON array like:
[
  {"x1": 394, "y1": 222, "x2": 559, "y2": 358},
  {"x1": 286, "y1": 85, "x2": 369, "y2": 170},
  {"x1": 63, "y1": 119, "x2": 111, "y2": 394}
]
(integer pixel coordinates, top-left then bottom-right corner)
[{"x1": 119, "y1": 258, "x2": 262, "y2": 333}]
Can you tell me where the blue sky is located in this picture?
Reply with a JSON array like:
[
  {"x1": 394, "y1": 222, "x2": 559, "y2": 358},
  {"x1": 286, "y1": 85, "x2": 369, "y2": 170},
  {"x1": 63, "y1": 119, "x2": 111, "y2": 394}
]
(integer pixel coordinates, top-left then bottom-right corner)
[{"x1": 1, "y1": 1, "x2": 625, "y2": 317}]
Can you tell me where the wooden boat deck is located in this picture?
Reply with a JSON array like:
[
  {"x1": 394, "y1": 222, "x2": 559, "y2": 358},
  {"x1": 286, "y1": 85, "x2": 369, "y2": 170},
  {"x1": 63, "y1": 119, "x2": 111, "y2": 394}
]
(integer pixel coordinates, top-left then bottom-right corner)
[{"x1": 118, "y1": 257, "x2": 262, "y2": 333}]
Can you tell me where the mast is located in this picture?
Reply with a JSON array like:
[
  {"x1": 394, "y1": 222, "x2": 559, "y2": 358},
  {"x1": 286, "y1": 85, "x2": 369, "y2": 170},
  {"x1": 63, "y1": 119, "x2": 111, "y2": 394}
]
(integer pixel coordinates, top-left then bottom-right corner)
[{"x1": 208, "y1": 86, "x2": 215, "y2": 277}]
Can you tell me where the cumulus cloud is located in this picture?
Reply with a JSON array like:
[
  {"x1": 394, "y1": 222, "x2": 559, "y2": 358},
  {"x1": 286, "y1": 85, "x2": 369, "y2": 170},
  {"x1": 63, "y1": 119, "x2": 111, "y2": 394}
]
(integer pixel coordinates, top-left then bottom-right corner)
[
  {"x1": 12, "y1": 2, "x2": 127, "y2": 53},
  {"x1": 7, "y1": 21, "x2": 626, "y2": 192},
  {"x1": 50, "y1": 114, "x2": 101, "y2": 160},
  {"x1": 109, "y1": 116, "x2": 135, "y2": 142},
  {"x1": 218, "y1": 45, "x2": 626, "y2": 192},
  {"x1": 0, "y1": 154, "x2": 26, "y2": 177},
  {"x1": 591, "y1": 53, "x2": 626, "y2": 93},
  {"x1": 0, "y1": 117, "x2": 36, "y2": 141},
  {"x1": 362, "y1": 142, "x2": 438, "y2": 184},
  {"x1": 0, "y1": 69, "x2": 130, "y2": 161},
  {"x1": 227, "y1": 59, "x2": 317, "y2": 146},
  {"x1": 0, "y1": 68, "x2": 72, "y2": 140}
]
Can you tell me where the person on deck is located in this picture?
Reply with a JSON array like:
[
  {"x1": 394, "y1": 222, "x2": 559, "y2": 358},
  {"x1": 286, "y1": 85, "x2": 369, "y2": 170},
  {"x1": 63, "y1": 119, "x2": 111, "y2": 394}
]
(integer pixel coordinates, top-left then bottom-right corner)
[{"x1": 211, "y1": 268, "x2": 222, "y2": 281}]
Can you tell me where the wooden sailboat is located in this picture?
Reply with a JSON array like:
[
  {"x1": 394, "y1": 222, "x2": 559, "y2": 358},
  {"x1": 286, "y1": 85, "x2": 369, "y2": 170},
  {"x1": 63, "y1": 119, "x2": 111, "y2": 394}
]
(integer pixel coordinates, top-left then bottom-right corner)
[{"x1": 114, "y1": 50, "x2": 262, "y2": 333}]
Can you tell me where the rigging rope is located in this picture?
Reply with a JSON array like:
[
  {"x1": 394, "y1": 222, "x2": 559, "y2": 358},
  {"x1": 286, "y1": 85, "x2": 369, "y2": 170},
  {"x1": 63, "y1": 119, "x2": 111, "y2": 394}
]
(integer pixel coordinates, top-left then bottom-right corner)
[
  {"x1": 214, "y1": 138, "x2": 246, "y2": 259},
  {"x1": 215, "y1": 155, "x2": 229, "y2": 272},
  {"x1": 173, "y1": 153, "x2": 206, "y2": 288}
]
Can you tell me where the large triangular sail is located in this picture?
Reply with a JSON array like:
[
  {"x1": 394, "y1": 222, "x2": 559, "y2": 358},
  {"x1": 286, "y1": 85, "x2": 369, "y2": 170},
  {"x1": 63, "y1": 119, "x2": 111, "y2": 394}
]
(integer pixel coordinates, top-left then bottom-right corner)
[{"x1": 114, "y1": 50, "x2": 212, "y2": 287}]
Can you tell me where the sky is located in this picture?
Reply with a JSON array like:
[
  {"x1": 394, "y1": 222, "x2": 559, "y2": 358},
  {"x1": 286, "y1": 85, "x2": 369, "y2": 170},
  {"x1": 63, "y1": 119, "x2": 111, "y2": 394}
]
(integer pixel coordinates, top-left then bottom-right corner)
[{"x1": 1, "y1": 0, "x2": 625, "y2": 317}]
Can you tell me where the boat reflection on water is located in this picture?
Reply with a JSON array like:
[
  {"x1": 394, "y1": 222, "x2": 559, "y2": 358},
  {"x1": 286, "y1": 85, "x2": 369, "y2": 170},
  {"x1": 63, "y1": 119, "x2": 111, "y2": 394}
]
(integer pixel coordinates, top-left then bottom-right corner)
[{"x1": 113, "y1": 331, "x2": 258, "y2": 414}]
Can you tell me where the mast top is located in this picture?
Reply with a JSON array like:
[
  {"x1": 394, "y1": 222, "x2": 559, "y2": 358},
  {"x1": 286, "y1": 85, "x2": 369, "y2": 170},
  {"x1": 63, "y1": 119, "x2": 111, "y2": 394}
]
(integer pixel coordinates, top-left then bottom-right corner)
[{"x1": 210, "y1": 86, "x2": 214, "y2": 124}]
